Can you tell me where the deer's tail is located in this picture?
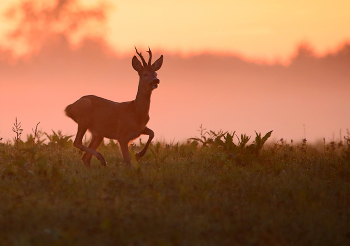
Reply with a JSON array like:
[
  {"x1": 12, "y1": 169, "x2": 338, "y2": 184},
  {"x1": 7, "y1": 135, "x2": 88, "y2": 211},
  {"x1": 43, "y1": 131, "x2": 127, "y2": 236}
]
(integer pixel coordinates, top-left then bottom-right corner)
[{"x1": 64, "y1": 104, "x2": 77, "y2": 122}]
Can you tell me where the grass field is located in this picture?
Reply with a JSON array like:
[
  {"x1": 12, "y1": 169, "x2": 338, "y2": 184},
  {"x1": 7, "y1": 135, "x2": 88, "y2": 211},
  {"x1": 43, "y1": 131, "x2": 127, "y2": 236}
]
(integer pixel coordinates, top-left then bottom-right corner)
[{"x1": 0, "y1": 126, "x2": 350, "y2": 245}]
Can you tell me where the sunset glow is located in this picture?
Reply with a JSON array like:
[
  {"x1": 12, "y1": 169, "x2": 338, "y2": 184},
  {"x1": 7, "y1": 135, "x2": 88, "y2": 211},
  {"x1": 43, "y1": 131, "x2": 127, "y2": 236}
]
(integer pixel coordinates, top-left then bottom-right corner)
[
  {"x1": 0, "y1": 0, "x2": 350, "y2": 143},
  {"x1": 0, "y1": 0, "x2": 349, "y2": 61}
]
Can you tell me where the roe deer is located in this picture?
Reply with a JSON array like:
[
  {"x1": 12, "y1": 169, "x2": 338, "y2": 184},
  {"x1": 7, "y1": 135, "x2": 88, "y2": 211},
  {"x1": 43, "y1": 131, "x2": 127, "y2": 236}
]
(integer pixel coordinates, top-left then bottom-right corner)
[{"x1": 65, "y1": 47, "x2": 163, "y2": 167}]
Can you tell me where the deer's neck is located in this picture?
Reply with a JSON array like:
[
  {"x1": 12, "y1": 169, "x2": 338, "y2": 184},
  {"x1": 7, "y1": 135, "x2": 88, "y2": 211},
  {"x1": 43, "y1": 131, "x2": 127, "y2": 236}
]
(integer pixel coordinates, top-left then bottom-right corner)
[{"x1": 134, "y1": 85, "x2": 152, "y2": 117}]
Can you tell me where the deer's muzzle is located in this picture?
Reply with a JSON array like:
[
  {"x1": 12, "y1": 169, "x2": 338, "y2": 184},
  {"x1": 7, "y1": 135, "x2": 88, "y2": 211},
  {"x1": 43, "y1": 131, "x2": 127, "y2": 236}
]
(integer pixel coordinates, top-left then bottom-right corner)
[{"x1": 152, "y1": 78, "x2": 160, "y2": 89}]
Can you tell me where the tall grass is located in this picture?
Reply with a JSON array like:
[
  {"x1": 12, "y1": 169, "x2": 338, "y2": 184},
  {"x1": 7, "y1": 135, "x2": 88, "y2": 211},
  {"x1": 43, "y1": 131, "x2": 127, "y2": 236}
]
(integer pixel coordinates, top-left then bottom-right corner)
[{"x1": 0, "y1": 123, "x2": 349, "y2": 245}]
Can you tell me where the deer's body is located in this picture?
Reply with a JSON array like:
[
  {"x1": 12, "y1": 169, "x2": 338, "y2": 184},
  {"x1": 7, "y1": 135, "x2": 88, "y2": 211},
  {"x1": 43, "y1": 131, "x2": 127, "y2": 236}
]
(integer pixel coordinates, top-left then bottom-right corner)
[
  {"x1": 66, "y1": 95, "x2": 149, "y2": 141},
  {"x1": 65, "y1": 48, "x2": 163, "y2": 167}
]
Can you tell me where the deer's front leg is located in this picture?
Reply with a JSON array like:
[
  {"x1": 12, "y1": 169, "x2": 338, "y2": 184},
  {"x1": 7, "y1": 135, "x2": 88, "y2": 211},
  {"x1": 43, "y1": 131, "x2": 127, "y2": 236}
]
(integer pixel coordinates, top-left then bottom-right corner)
[{"x1": 135, "y1": 127, "x2": 154, "y2": 159}]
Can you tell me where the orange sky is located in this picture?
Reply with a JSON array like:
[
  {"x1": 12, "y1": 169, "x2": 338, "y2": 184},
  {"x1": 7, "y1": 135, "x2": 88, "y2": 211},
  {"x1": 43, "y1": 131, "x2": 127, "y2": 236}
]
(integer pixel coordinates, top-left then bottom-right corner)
[
  {"x1": 0, "y1": 0, "x2": 350, "y2": 62},
  {"x1": 0, "y1": 0, "x2": 350, "y2": 144}
]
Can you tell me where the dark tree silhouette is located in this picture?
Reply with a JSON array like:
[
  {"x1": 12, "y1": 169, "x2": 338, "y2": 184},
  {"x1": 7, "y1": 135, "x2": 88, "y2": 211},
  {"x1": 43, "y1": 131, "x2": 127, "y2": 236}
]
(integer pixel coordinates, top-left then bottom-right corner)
[{"x1": 4, "y1": 0, "x2": 111, "y2": 56}]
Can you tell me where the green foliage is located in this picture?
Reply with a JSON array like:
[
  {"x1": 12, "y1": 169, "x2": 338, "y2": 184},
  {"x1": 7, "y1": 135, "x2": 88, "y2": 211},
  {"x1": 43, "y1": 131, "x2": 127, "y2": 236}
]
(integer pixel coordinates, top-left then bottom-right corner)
[
  {"x1": 188, "y1": 124, "x2": 216, "y2": 147},
  {"x1": 0, "y1": 125, "x2": 350, "y2": 245},
  {"x1": 12, "y1": 117, "x2": 23, "y2": 150},
  {"x1": 149, "y1": 142, "x2": 170, "y2": 165},
  {"x1": 45, "y1": 130, "x2": 73, "y2": 149},
  {"x1": 188, "y1": 127, "x2": 273, "y2": 165},
  {"x1": 249, "y1": 130, "x2": 273, "y2": 156},
  {"x1": 107, "y1": 139, "x2": 119, "y2": 149}
]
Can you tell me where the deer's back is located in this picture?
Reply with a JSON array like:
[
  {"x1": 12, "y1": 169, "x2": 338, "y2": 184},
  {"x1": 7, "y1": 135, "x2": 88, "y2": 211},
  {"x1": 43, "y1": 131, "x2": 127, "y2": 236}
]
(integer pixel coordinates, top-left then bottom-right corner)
[{"x1": 65, "y1": 95, "x2": 148, "y2": 141}]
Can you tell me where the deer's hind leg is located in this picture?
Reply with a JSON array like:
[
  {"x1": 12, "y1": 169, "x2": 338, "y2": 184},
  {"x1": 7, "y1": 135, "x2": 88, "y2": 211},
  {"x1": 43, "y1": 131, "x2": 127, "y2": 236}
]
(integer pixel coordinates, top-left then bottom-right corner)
[
  {"x1": 82, "y1": 135, "x2": 105, "y2": 167},
  {"x1": 73, "y1": 125, "x2": 107, "y2": 167}
]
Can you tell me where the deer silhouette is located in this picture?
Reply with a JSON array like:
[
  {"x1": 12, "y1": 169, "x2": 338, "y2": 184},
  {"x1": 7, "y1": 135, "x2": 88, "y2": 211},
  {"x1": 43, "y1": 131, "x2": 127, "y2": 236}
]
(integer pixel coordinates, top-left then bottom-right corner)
[{"x1": 65, "y1": 47, "x2": 163, "y2": 167}]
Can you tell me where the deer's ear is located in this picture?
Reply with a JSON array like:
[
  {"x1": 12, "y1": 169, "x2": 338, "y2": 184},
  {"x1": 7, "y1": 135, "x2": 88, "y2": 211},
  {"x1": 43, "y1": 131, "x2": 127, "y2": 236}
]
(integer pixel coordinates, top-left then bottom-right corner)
[
  {"x1": 152, "y1": 55, "x2": 163, "y2": 71},
  {"x1": 132, "y1": 56, "x2": 143, "y2": 72}
]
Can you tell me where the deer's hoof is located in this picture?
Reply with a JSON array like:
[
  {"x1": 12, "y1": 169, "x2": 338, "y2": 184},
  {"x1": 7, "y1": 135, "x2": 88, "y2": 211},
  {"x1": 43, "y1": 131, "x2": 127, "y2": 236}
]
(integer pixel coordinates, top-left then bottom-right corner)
[
  {"x1": 135, "y1": 151, "x2": 145, "y2": 159},
  {"x1": 96, "y1": 153, "x2": 107, "y2": 166},
  {"x1": 100, "y1": 159, "x2": 107, "y2": 167},
  {"x1": 83, "y1": 160, "x2": 91, "y2": 168},
  {"x1": 125, "y1": 162, "x2": 132, "y2": 169}
]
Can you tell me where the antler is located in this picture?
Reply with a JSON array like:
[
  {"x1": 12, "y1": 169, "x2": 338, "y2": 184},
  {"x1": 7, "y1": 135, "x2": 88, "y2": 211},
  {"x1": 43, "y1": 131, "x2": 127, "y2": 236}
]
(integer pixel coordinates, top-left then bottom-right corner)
[
  {"x1": 134, "y1": 47, "x2": 147, "y2": 67},
  {"x1": 147, "y1": 47, "x2": 152, "y2": 66}
]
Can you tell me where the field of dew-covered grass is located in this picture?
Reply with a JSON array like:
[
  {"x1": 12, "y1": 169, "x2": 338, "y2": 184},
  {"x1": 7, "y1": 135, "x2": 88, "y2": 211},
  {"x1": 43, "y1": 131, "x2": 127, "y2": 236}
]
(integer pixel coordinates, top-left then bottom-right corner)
[{"x1": 0, "y1": 124, "x2": 350, "y2": 245}]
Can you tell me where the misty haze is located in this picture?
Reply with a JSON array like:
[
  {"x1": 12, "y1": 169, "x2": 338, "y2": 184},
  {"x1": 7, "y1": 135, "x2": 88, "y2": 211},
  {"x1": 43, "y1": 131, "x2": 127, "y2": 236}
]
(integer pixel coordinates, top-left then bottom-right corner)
[
  {"x1": 1, "y1": 36, "x2": 350, "y2": 143},
  {"x1": 0, "y1": 0, "x2": 349, "y2": 144}
]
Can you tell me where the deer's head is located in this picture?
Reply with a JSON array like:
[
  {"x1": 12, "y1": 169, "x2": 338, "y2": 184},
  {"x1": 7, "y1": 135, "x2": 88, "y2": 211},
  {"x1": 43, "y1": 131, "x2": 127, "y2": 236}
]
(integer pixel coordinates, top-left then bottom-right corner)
[{"x1": 132, "y1": 47, "x2": 163, "y2": 91}]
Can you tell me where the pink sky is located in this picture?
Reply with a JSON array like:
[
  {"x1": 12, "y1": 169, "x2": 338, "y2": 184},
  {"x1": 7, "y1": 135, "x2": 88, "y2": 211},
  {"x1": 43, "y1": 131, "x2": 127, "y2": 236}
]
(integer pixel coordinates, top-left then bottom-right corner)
[{"x1": 0, "y1": 0, "x2": 350, "y2": 144}]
